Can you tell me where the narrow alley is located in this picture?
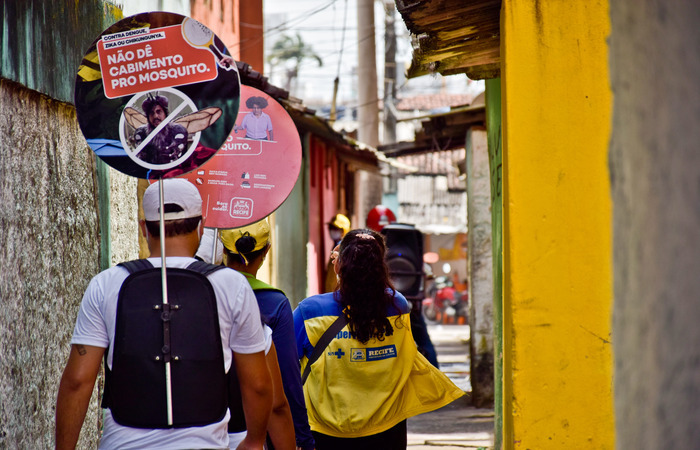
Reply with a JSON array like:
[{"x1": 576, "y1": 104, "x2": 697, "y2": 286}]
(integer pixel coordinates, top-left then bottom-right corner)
[{"x1": 408, "y1": 324, "x2": 494, "y2": 449}]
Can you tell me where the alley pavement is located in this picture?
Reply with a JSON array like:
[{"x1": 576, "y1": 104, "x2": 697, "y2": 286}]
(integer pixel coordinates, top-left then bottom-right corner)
[{"x1": 407, "y1": 324, "x2": 494, "y2": 449}]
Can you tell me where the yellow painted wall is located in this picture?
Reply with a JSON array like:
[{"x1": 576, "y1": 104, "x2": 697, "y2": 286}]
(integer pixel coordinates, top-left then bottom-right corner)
[{"x1": 501, "y1": 1, "x2": 614, "y2": 448}]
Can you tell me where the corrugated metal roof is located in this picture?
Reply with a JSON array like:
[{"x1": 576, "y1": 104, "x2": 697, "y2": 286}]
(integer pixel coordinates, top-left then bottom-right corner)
[
  {"x1": 379, "y1": 103, "x2": 485, "y2": 157},
  {"x1": 397, "y1": 175, "x2": 467, "y2": 234},
  {"x1": 397, "y1": 149, "x2": 466, "y2": 191},
  {"x1": 396, "y1": 93, "x2": 473, "y2": 111}
]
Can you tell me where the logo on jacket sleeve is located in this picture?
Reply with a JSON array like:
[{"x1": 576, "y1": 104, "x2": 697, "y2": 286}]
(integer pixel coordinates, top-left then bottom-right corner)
[
  {"x1": 350, "y1": 345, "x2": 397, "y2": 362},
  {"x1": 328, "y1": 348, "x2": 345, "y2": 359}
]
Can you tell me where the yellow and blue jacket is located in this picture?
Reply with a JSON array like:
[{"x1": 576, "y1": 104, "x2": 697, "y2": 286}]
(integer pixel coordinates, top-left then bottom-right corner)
[{"x1": 293, "y1": 291, "x2": 464, "y2": 438}]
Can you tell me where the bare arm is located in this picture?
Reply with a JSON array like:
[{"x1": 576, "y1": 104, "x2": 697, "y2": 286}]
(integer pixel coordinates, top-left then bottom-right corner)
[
  {"x1": 265, "y1": 343, "x2": 295, "y2": 450},
  {"x1": 234, "y1": 350, "x2": 273, "y2": 449},
  {"x1": 55, "y1": 344, "x2": 104, "y2": 450}
]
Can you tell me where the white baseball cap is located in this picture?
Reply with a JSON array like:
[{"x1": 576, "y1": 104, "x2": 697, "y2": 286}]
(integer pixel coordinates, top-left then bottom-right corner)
[{"x1": 143, "y1": 179, "x2": 202, "y2": 221}]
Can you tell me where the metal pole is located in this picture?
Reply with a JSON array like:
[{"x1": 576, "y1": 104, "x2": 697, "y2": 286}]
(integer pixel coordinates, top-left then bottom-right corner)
[
  {"x1": 211, "y1": 228, "x2": 218, "y2": 264},
  {"x1": 158, "y1": 181, "x2": 174, "y2": 426}
]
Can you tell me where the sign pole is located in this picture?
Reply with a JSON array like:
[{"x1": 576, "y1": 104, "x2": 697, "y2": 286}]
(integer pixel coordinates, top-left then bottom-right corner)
[
  {"x1": 211, "y1": 228, "x2": 219, "y2": 264},
  {"x1": 75, "y1": 12, "x2": 243, "y2": 428},
  {"x1": 158, "y1": 181, "x2": 174, "y2": 426}
]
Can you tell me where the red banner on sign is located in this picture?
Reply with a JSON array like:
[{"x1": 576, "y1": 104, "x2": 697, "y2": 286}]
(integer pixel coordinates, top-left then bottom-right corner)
[
  {"x1": 97, "y1": 24, "x2": 218, "y2": 99},
  {"x1": 76, "y1": 12, "x2": 240, "y2": 179}
]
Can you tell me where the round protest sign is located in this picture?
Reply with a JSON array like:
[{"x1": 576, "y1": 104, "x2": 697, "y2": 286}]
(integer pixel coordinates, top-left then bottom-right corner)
[
  {"x1": 179, "y1": 85, "x2": 302, "y2": 229},
  {"x1": 75, "y1": 12, "x2": 240, "y2": 179}
]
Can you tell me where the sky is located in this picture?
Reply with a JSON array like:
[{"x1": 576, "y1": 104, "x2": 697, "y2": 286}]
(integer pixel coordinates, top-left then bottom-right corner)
[
  {"x1": 117, "y1": 0, "x2": 483, "y2": 110},
  {"x1": 262, "y1": 0, "x2": 483, "y2": 108},
  {"x1": 263, "y1": 0, "x2": 369, "y2": 104}
]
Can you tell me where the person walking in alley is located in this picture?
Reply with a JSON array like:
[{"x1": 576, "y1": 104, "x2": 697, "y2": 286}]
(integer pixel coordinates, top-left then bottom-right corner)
[
  {"x1": 324, "y1": 213, "x2": 350, "y2": 292},
  {"x1": 219, "y1": 220, "x2": 315, "y2": 450},
  {"x1": 293, "y1": 228, "x2": 464, "y2": 449},
  {"x1": 55, "y1": 179, "x2": 272, "y2": 449}
]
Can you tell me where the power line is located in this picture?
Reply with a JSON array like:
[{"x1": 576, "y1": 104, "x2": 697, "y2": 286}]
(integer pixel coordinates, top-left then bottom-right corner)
[
  {"x1": 267, "y1": 27, "x2": 377, "y2": 74},
  {"x1": 227, "y1": 0, "x2": 341, "y2": 57},
  {"x1": 263, "y1": 0, "x2": 342, "y2": 41},
  {"x1": 276, "y1": 26, "x2": 358, "y2": 32},
  {"x1": 335, "y1": 0, "x2": 349, "y2": 79}
]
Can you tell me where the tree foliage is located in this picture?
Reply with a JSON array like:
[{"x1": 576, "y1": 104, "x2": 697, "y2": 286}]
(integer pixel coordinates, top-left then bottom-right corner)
[{"x1": 267, "y1": 33, "x2": 323, "y2": 92}]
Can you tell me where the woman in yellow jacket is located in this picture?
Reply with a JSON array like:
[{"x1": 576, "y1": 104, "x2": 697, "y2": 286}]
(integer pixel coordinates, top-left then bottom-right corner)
[{"x1": 293, "y1": 229, "x2": 463, "y2": 449}]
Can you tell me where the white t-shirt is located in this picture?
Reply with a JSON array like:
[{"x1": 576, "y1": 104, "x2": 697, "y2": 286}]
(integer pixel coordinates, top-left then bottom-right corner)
[
  {"x1": 240, "y1": 112, "x2": 273, "y2": 139},
  {"x1": 71, "y1": 257, "x2": 267, "y2": 450},
  {"x1": 195, "y1": 227, "x2": 224, "y2": 264},
  {"x1": 227, "y1": 327, "x2": 274, "y2": 449}
]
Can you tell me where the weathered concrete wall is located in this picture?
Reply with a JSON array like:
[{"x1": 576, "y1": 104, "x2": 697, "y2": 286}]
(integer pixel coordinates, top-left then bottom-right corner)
[
  {"x1": 109, "y1": 170, "x2": 139, "y2": 266},
  {"x1": 355, "y1": 170, "x2": 384, "y2": 234},
  {"x1": 0, "y1": 84, "x2": 138, "y2": 449},
  {"x1": 0, "y1": 2, "x2": 139, "y2": 447},
  {"x1": 609, "y1": 2, "x2": 700, "y2": 448},
  {"x1": 466, "y1": 127, "x2": 494, "y2": 408},
  {"x1": 0, "y1": 79, "x2": 102, "y2": 448}
]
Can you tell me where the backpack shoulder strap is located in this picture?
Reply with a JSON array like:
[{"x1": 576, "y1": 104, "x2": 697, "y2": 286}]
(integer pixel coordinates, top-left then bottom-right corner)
[
  {"x1": 117, "y1": 259, "x2": 154, "y2": 274},
  {"x1": 187, "y1": 260, "x2": 227, "y2": 276},
  {"x1": 118, "y1": 259, "x2": 224, "y2": 276},
  {"x1": 301, "y1": 314, "x2": 348, "y2": 385}
]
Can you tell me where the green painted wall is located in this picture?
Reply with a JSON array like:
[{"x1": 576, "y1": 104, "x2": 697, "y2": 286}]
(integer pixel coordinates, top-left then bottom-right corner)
[
  {"x1": 271, "y1": 132, "x2": 310, "y2": 306},
  {"x1": 486, "y1": 77, "x2": 503, "y2": 449},
  {"x1": 1, "y1": 0, "x2": 121, "y2": 103}
]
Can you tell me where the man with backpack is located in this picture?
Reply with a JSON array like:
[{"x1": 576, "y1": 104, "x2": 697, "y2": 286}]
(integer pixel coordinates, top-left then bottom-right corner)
[{"x1": 55, "y1": 178, "x2": 272, "y2": 449}]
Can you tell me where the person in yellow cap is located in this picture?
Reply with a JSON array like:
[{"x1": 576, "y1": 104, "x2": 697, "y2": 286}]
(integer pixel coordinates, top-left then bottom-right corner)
[
  {"x1": 328, "y1": 214, "x2": 350, "y2": 244},
  {"x1": 325, "y1": 214, "x2": 350, "y2": 292},
  {"x1": 220, "y1": 220, "x2": 316, "y2": 450}
]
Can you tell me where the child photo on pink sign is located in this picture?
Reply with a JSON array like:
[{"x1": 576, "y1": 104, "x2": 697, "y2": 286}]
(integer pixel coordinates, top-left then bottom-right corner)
[{"x1": 234, "y1": 96, "x2": 274, "y2": 141}]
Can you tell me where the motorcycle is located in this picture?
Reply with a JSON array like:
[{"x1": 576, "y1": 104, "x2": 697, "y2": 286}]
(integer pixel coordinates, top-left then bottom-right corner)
[{"x1": 422, "y1": 276, "x2": 468, "y2": 324}]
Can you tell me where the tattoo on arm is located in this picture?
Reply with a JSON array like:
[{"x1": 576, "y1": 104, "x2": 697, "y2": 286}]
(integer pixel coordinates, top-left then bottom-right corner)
[{"x1": 76, "y1": 345, "x2": 87, "y2": 356}]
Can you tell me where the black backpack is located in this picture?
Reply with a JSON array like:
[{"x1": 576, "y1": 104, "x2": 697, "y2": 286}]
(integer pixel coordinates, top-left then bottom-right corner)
[{"x1": 102, "y1": 259, "x2": 228, "y2": 429}]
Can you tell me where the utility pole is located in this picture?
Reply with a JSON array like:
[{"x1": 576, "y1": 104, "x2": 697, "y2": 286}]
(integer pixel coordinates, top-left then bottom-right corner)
[
  {"x1": 357, "y1": 0, "x2": 379, "y2": 147},
  {"x1": 383, "y1": 1, "x2": 397, "y2": 144}
]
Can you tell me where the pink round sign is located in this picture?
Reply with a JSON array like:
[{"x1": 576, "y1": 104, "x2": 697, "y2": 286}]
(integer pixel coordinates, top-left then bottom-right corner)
[{"x1": 179, "y1": 85, "x2": 302, "y2": 228}]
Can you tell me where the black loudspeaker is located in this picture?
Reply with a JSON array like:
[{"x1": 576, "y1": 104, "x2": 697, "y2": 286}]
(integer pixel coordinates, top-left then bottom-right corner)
[{"x1": 381, "y1": 223, "x2": 424, "y2": 300}]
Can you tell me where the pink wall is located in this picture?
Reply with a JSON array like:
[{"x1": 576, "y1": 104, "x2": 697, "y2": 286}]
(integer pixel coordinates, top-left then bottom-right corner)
[
  {"x1": 307, "y1": 136, "x2": 340, "y2": 294},
  {"x1": 190, "y1": 0, "x2": 241, "y2": 60},
  {"x1": 190, "y1": 0, "x2": 264, "y2": 70}
]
